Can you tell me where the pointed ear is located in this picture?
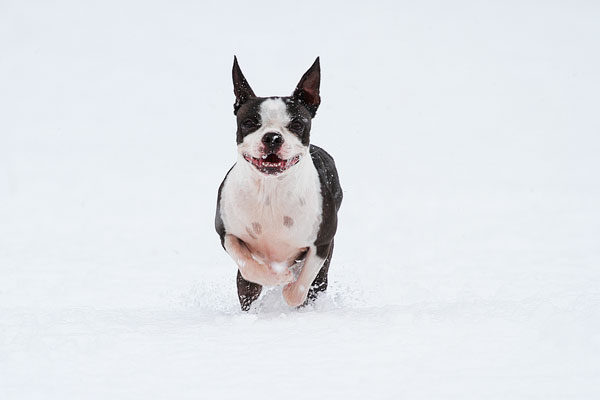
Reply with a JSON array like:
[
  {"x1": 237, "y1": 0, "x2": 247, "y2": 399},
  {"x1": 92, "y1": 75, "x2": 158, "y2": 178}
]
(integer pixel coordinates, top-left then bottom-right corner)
[
  {"x1": 232, "y1": 56, "x2": 256, "y2": 115},
  {"x1": 292, "y1": 57, "x2": 321, "y2": 117}
]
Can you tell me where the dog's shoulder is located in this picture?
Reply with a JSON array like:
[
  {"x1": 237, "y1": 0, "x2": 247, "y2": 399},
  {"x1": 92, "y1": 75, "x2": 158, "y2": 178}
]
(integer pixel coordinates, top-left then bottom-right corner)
[
  {"x1": 310, "y1": 144, "x2": 342, "y2": 256},
  {"x1": 215, "y1": 164, "x2": 235, "y2": 248},
  {"x1": 309, "y1": 144, "x2": 343, "y2": 212}
]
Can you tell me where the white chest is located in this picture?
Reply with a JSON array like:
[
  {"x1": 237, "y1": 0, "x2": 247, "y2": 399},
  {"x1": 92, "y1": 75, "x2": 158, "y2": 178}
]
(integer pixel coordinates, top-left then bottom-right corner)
[{"x1": 220, "y1": 157, "x2": 323, "y2": 263}]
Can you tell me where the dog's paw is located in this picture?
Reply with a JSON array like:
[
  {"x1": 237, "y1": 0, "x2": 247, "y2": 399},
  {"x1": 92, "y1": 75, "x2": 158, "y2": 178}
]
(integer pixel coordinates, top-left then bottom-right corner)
[
  {"x1": 282, "y1": 282, "x2": 309, "y2": 307},
  {"x1": 240, "y1": 260, "x2": 294, "y2": 287}
]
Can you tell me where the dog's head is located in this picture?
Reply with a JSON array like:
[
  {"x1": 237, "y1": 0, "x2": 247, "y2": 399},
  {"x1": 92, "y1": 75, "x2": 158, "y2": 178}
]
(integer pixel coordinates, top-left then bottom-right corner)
[{"x1": 232, "y1": 56, "x2": 320, "y2": 176}]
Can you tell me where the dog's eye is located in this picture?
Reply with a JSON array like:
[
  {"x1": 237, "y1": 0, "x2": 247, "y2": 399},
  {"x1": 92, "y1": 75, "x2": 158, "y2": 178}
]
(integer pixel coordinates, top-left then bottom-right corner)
[
  {"x1": 289, "y1": 120, "x2": 304, "y2": 132},
  {"x1": 241, "y1": 118, "x2": 260, "y2": 131}
]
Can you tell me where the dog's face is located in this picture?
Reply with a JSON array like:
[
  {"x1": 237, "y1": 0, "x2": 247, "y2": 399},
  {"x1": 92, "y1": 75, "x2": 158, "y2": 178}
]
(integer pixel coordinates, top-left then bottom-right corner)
[{"x1": 232, "y1": 57, "x2": 321, "y2": 176}]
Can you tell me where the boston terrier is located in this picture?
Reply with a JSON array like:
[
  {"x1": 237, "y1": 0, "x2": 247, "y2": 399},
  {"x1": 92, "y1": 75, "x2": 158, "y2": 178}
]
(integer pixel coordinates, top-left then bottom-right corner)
[{"x1": 215, "y1": 56, "x2": 343, "y2": 311}]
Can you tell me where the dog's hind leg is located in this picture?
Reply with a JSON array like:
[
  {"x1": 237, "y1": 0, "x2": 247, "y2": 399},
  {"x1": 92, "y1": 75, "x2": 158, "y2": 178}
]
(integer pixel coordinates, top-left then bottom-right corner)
[
  {"x1": 237, "y1": 270, "x2": 262, "y2": 311},
  {"x1": 306, "y1": 240, "x2": 334, "y2": 303}
]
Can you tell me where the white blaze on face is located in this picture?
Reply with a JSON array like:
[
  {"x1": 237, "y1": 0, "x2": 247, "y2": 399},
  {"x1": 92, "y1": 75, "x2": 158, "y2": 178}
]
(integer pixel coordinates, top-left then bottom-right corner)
[{"x1": 238, "y1": 98, "x2": 307, "y2": 161}]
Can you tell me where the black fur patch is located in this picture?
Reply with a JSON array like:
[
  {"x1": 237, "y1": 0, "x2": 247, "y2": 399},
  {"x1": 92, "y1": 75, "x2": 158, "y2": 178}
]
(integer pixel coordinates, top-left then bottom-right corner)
[
  {"x1": 284, "y1": 97, "x2": 312, "y2": 146},
  {"x1": 310, "y1": 144, "x2": 343, "y2": 258},
  {"x1": 232, "y1": 56, "x2": 256, "y2": 115},
  {"x1": 235, "y1": 98, "x2": 266, "y2": 144}
]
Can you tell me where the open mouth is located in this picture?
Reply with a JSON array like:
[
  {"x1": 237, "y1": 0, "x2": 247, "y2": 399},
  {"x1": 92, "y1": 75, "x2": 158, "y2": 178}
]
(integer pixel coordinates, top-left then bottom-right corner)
[{"x1": 243, "y1": 153, "x2": 301, "y2": 175}]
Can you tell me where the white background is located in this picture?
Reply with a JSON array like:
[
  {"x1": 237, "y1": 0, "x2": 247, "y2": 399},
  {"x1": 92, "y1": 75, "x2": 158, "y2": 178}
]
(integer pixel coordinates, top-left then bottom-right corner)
[{"x1": 1, "y1": 0, "x2": 599, "y2": 398}]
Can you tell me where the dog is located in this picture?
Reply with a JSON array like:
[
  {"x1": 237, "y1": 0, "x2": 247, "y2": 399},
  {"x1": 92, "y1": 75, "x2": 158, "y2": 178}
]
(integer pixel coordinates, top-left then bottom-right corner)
[{"x1": 215, "y1": 56, "x2": 342, "y2": 311}]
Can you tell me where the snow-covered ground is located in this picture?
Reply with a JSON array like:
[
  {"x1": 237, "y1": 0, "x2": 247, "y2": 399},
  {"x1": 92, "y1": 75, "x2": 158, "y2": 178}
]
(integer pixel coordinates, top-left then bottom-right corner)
[{"x1": 1, "y1": 1, "x2": 599, "y2": 398}]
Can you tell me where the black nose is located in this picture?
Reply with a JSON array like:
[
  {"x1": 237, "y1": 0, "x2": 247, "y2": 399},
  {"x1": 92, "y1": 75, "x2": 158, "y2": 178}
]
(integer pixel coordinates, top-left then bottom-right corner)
[{"x1": 262, "y1": 132, "x2": 284, "y2": 149}]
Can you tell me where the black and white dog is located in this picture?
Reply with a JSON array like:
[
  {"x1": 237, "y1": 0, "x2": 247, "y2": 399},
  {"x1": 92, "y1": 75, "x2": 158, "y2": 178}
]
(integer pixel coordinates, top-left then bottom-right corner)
[{"x1": 215, "y1": 57, "x2": 343, "y2": 311}]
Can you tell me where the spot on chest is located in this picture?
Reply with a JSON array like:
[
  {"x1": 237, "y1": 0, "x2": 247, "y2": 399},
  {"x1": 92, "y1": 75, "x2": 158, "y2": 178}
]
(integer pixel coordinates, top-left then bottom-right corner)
[
  {"x1": 251, "y1": 222, "x2": 262, "y2": 235},
  {"x1": 283, "y1": 216, "x2": 294, "y2": 228}
]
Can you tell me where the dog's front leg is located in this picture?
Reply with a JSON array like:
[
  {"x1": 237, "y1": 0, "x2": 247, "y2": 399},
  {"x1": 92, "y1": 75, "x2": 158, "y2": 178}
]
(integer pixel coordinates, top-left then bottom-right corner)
[
  {"x1": 224, "y1": 234, "x2": 294, "y2": 286},
  {"x1": 282, "y1": 245, "x2": 327, "y2": 307}
]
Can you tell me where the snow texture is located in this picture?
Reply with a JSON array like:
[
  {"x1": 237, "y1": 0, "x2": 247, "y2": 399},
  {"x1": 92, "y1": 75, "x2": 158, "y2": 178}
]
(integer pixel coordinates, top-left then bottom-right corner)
[{"x1": 1, "y1": 0, "x2": 599, "y2": 399}]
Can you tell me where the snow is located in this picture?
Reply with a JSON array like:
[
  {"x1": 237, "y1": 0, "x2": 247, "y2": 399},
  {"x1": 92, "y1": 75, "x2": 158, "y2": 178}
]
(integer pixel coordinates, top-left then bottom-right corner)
[
  {"x1": 270, "y1": 261, "x2": 287, "y2": 273},
  {"x1": 1, "y1": 0, "x2": 599, "y2": 399}
]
